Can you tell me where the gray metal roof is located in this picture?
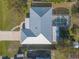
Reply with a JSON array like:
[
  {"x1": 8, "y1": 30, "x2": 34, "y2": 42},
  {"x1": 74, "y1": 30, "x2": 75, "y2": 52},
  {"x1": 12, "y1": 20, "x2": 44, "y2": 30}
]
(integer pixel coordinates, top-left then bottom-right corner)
[
  {"x1": 22, "y1": 28, "x2": 36, "y2": 37},
  {"x1": 32, "y1": 7, "x2": 50, "y2": 17},
  {"x1": 22, "y1": 23, "x2": 36, "y2": 37}
]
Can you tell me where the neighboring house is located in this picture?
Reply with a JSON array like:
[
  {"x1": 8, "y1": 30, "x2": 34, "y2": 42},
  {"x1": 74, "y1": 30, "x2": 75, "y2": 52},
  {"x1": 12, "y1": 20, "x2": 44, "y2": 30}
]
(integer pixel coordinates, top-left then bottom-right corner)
[{"x1": 20, "y1": 3, "x2": 52, "y2": 49}]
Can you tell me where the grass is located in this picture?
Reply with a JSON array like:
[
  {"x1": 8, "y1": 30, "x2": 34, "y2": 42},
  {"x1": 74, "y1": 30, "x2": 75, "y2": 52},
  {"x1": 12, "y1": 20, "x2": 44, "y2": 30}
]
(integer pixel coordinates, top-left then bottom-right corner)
[
  {"x1": 51, "y1": 0, "x2": 65, "y2": 3},
  {"x1": 53, "y1": 47, "x2": 69, "y2": 59},
  {"x1": 72, "y1": 15, "x2": 79, "y2": 26},
  {"x1": 55, "y1": 46, "x2": 79, "y2": 59},
  {"x1": 0, "y1": 41, "x2": 20, "y2": 57},
  {"x1": 69, "y1": 14, "x2": 79, "y2": 41},
  {"x1": 54, "y1": 50, "x2": 67, "y2": 59},
  {"x1": 0, "y1": 0, "x2": 27, "y2": 31},
  {"x1": 38, "y1": 0, "x2": 65, "y2": 3}
]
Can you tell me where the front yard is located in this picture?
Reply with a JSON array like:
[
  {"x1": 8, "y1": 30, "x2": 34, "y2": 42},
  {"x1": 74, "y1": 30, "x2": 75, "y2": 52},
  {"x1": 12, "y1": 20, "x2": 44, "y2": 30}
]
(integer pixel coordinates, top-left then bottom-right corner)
[
  {"x1": 0, "y1": 41, "x2": 20, "y2": 57},
  {"x1": 0, "y1": 0, "x2": 27, "y2": 31}
]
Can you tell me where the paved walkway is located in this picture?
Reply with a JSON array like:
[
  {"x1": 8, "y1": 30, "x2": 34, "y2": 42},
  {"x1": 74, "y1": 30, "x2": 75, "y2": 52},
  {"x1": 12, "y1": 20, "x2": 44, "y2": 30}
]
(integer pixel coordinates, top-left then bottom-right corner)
[
  {"x1": 11, "y1": 21, "x2": 24, "y2": 31},
  {"x1": 0, "y1": 31, "x2": 20, "y2": 41}
]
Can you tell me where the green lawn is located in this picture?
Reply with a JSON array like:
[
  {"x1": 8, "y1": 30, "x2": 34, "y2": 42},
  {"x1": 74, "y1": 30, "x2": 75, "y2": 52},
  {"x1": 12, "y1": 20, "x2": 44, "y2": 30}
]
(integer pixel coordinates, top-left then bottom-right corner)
[
  {"x1": 69, "y1": 15, "x2": 79, "y2": 41},
  {"x1": 55, "y1": 46, "x2": 79, "y2": 59},
  {"x1": 0, "y1": 0, "x2": 27, "y2": 31},
  {"x1": 51, "y1": 0, "x2": 65, "y2": 3},
  {"x1": 0, "y1": 41, "x2": 20, "y2": 57}
]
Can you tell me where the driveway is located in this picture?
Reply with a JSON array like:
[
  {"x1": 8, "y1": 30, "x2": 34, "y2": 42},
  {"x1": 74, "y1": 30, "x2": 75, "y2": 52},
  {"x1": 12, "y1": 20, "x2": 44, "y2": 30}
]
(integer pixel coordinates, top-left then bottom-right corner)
[{"x1": 0, "y1": 31, "x2": 20, "y2": 41}]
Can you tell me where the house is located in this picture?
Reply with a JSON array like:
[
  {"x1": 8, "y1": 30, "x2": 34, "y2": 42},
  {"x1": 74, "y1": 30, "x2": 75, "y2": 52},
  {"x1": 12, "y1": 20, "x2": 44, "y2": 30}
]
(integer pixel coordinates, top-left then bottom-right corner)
[
  {"x1": 20, "y1": 2, "x2": 71, "y2": 59},
  {"x1": 20, "y1": 2, "x2": 71, "y2": 45},
  {"x1": 20, "y1": 2, "x2": 52, "y2": 59},
  {"x1": 20, "y1": 2, "x2": 52, "y2": 48}
]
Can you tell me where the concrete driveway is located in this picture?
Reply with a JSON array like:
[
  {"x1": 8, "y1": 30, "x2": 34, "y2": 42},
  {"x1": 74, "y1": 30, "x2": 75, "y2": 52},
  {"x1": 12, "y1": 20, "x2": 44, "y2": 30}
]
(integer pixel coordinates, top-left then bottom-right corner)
[{"x1": 0, "y1": 31, "x2": 20, "y2": 41}]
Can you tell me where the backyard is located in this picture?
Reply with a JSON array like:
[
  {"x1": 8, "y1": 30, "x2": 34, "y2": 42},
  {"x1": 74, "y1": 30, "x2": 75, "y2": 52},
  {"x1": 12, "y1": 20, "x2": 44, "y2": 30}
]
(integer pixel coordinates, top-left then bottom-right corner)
[{"x1": 55, "y1": 44, "x2": 79, "y2": 59}]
